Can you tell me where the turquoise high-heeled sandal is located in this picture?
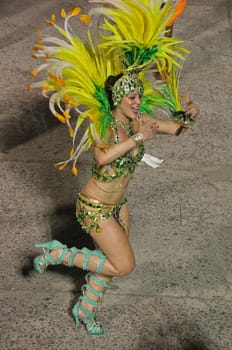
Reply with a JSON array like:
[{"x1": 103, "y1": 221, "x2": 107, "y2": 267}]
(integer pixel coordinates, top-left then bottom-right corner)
[
  {"x1": 72, "y1": 271, "x2": 111, "y2": 335},
  {"x1": 34, "y1": 240, "x2": 109, "y2": 334},
  {"x1": 72, "y1": 295, "x2": 104, "y2": 335},
  {"x1": 66, "y1": 248, "x2": 109, "y2": 334},
  {"x1": 34, "y1": 240, "x2": 107, "y2": 274},
  {"x1": 33, "y1": 240, "x2": 68, "y2": 273}
]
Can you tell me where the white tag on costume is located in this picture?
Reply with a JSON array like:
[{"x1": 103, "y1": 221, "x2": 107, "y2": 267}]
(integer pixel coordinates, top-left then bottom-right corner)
[{"x1": 141, "y1": 153, "x2": 164, "y2": 168}]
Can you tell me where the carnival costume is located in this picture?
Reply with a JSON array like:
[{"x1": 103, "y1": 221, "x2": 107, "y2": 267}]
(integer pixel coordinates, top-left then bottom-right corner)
[{"x1": 30, "y1": 0, "x2": 192, "y2": 335}]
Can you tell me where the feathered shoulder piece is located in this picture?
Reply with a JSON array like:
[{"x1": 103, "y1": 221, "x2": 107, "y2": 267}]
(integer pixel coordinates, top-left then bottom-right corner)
[
  {"x1": 88, "y1": 0, "x2": 189, "y2": 73},
  {"x1": 29, "y1": 7, "x2": 122, "y2": 175}
]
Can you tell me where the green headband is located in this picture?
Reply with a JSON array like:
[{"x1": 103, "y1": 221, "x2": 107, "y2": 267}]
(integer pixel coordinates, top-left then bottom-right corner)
[{"x1": 112, "y1": 72, "x2": 144, "y2": 106}]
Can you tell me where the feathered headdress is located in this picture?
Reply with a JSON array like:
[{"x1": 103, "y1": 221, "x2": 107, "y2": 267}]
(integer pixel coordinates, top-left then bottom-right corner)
[
  {"x1": 29, "y1": 6, "x2": 161, "y2": 175},
  {"x1": 29, "y1": 7, "x2": 125, "y2": 175},
  {"x1": 150, "y1": 67, "x2": 183, "y2": 114},
  {"x1": 88, "y1": 0, "x2": 189, "y2": 73},
  {"x1": 141, "y1": 66, "x2": 195, "y2": 126}
]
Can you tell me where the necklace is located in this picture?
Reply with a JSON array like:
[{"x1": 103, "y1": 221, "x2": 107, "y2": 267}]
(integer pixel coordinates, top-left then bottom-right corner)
[{"x1": 115, "y1": 119, "x2": 134, "y2": 136}]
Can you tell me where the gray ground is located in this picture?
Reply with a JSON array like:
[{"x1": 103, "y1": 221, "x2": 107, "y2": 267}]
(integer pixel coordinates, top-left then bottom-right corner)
[{"x1": 0, "y1": 0, "x2": 232, "y2": 349}]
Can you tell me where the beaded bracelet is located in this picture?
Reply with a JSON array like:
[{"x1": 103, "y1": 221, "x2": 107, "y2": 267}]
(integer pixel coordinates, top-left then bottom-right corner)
[{"x1": 131, "y1": 133, "x2": 144, "y2": 146}]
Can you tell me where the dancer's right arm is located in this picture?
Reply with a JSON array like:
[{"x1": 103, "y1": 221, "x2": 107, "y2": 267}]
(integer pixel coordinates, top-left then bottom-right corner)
[
  {"x1": 94, "y1": 123, "x2": 157, "y2": 166},
  {"x1": 94, "y1": 137, "x2": 136, "y2": 166}
]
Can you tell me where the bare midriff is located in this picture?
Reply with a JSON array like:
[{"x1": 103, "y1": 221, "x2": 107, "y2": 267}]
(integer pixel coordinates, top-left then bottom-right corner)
[{"x1": 81, "y1": 172, "x2": 132, "y2": 205}]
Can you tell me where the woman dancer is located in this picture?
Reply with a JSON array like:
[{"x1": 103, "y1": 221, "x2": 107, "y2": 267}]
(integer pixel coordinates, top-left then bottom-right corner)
[{"x1": 30, "y1": 1, "x2": 198, "y2": 335}]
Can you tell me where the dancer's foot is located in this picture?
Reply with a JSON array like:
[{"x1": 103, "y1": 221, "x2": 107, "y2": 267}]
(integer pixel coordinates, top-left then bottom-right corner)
[
  {"x1": 72, "y1": 272, "x2": 111, "y2": 335},
  {"x1": 33, "y1": 240, "x2": 68, "y2": 273}
]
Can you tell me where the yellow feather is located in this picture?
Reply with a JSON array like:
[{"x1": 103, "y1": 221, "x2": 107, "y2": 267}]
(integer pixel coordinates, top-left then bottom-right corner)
[
  {"x1": 61, "y1": 8, "x2": 67, "y2": 19},
  {"x1": 71, "y1": 7, "x2": 81, "y2": 17},
  {"x1": 71, "y1": 166, "x2": 78, "y2": 176}
]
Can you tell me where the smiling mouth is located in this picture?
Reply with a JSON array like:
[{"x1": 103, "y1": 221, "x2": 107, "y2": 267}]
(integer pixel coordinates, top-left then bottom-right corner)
[{"x1": 131, "y1": 107, "x2": 139, "y2": 112}]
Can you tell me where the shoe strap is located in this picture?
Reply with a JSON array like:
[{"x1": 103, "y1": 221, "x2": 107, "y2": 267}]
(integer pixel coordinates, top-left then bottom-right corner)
[
  {"x1": 67, "y1": 247, "x2": 80, "y2": 267},
  {"x1": 67, "y1": 246, "x2": 107, "y2": 272},
  {"x1": 83, "y1": 283, "x2": 104, "y2": 299},
  {"x1": 72, "y1": 301, "x2": 103, "y2": 333},
  {"x1": 96, "y1": 255, "x2": 107, "y2": 273},
  {"x1": 78, "y1": 296, "x2": 99, "y2": 323},
  {"x1": 83, "y1": 254, "x2": 91, "y2": 271},
  {"x1": 76, "y1": 247, "x2": 92, "y2": 270},
  {"x1": 43, "y1": 251, "x2": 57, "y2": 265},
  {"x1": 78, "y1": 303, "x2": 93, "y2": 323},
  {"x1": 81, "y1": 294, "x2": 98, "y2": 308},
  {"x1": 68, "y1": 247, "x2": 91, "y2": 267},
  {"x1": 90, "y1": 273, "x2": 111, "y2": 288},
  {"x1": 56, "y1": 247, "x2": 68, "y2": 264},
  {"x1": 83, "y1": 249, "x2": 106, "y2": 273}
]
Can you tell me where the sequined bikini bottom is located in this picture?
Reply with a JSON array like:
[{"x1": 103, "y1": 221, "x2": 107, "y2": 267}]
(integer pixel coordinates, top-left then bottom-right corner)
[{"x1": 76, "y1": 192, "x2": 127, "y2": 234}]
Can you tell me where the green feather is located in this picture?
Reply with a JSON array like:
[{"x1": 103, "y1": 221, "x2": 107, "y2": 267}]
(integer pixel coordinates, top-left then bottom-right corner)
[{"x1": 93, "y1": 85, "x2": 113, "y2": 142}]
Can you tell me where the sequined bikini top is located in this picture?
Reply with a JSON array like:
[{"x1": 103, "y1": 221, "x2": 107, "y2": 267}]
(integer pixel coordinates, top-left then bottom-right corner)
[{"x1": 91, "y1": 119, "x2": 145, "y2": 183}]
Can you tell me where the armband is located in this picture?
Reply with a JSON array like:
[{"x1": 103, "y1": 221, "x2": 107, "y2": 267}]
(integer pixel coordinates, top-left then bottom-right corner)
[
  {"x1": 131, "y1": 133, "x2": 144, "y2": 146},
  {"x1": 172, "y1": 111, "x2": 196, "y2": 127}
]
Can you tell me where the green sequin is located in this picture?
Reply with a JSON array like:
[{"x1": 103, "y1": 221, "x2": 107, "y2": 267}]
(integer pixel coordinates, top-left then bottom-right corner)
[
  {"x1": 76, "y1": 194, "x2": 127, "y2": 234},
  {"x1": 112, "y1": 73, "x2": 144, "y2": 106},
  {"x1": 91, "y1": 118, "x2": 145, "y2": 183}
]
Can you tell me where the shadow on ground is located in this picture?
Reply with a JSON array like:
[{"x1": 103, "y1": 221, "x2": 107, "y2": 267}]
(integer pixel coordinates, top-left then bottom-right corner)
[
  {"x1": 137, "y1": 335, "x2": 210, "y2": 350},
  {"x1": 0, "y1": 97, "x2": 59, "y2": 152}
]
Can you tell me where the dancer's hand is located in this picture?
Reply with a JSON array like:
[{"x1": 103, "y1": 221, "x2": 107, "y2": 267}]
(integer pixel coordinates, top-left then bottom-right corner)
[
  {"x1": 184, "y1": 94, "x2": 200, "y2": 120},
  {"x1": 138, "y1": 117, "x2": 159, "y2": 141}
]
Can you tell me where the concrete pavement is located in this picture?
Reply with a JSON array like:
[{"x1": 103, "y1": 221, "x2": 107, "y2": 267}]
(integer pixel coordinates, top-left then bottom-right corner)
[{"x1": 0, "y1": 1, "x2": 232, "y2": 349}]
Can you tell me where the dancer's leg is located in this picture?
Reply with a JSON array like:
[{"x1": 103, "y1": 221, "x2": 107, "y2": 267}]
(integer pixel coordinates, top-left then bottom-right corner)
[
  {"x1": 82, "y1": 202, "x2": 130, "y2": 304},
  {"x1": 78, "y1": 201, "x2": 130, "y2": 310},
  {"x1": 34, "y1": 219, "x2": 133, "y2": 277},
  {"x1": 34, "y1": 215, "x2": 134, "y2": 334},
  {"x1": 75, "y1": 202, "x2": 131, "y2": 332}
]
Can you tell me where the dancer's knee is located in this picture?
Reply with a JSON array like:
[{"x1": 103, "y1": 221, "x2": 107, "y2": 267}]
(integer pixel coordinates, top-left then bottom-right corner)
[{"x1": 111, "y1": 257, "x2": 135, "y2": 277}]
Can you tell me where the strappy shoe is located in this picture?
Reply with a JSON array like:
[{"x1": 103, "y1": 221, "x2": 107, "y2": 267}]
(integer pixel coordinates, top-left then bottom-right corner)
[
  {"x1": 72, "y1": 272, "x2": 111, "y2": 335},
  {"x1": 33, "y1": 240, "x2": 68, "y2": 273},
  {"x1": 34, "y1": 239, "x2": 109, "y2": 334},
  {"x1": 34, "y1": 241, "x2": 107, "y2": 274},
  {"x1": 72, "y1": 296, "x2": 104, "y2": 335}
]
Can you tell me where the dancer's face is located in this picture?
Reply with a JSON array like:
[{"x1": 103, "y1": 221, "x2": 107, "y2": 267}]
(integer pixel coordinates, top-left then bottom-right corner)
[{"x1": 116, "y1": 87, "x2": 142, "y2": 120}]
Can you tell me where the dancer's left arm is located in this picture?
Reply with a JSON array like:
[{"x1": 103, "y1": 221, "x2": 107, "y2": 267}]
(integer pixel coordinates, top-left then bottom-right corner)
[{"x1": 141, "y1": 96, "x2": 200, "y2": 136}]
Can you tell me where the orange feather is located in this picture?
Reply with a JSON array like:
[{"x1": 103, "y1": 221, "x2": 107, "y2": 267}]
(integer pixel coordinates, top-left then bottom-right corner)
[{"x1": 167, "y1": 0, "x2": 187, "y2": 26}]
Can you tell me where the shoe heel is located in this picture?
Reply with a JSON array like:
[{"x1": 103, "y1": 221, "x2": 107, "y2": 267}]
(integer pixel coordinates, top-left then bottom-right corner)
[
  {"x1": 72, "y1": 302, "x2": 80, "y2": 327},
  {"x1": 33, "y1": 256, "x2": 45, "y2": 273},
  {"x1": 72, "y1": 297, "x2": 104, "y2": 335}
]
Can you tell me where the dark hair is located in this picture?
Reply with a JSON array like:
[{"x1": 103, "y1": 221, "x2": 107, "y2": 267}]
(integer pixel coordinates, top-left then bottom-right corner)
[{"x1": 105, "y1": 73, "x2": 123, "y2": 110}]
